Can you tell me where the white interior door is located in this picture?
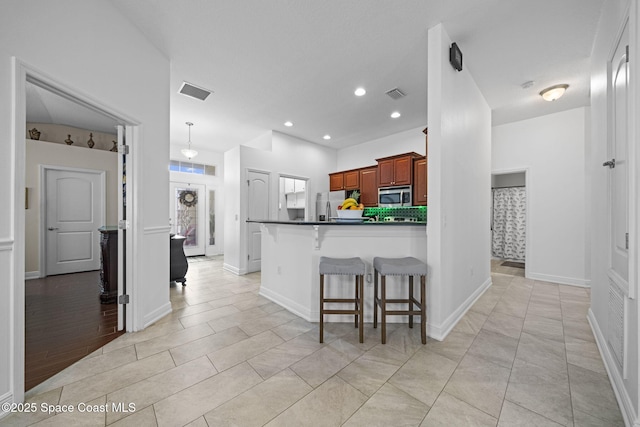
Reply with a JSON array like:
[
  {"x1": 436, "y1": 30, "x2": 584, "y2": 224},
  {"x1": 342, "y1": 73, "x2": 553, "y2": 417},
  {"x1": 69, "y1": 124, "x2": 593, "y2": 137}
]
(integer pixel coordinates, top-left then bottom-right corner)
[
  {"x1": 608, "y1": 23, "x2": 630, "y2": 295},
  {"x1": 247, "y1": 170, "x2": 269, "y2": 273},
  {"x1": 170, "y1": 182, "x2": 206, "y2": 257},
  {"x1": 45, "y1": 168, "x2": 104, "y2": 275}
]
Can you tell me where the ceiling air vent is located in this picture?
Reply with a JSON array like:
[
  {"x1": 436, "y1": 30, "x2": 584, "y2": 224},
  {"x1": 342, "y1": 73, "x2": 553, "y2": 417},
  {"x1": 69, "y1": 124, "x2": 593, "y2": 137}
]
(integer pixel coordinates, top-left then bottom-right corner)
[
  {"x1": 179, "y1": 82, "x2": 212, "y2": 101},
  {"x1": 385, "y1": 87, "x2": 406, "y2": 100}
]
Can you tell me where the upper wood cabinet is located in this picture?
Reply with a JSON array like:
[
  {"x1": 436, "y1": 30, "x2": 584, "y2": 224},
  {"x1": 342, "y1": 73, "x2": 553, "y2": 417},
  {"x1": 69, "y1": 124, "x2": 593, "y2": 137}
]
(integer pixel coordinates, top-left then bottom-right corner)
[
  {"x1": 329, "y1": 169, "x2": 360, "y2": 191},
  {"x1": 413, "y1": 156, "x2": 427, "y2": 206},
  {"x1": 376, "y1": 152, "x2": 422, "y2": 187},
  {"x1": 359, "y1": 166, "x2": 378, "y2": 206}
]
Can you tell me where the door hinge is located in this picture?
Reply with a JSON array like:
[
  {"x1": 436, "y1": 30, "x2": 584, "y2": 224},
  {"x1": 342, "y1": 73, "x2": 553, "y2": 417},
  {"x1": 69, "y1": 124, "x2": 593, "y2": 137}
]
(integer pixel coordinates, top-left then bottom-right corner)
[
  {"x1": 626, "y1": 232, "x2": 629, "y2": 250},
  {"x1": 247, "y1": 180, "x2": 250, "y2": 186},
  {"x1": 626, "y1": 45, "x2": 629, "y2": 63},
  {"x1": 118, "y1": 220, "x2": 129, "y2": 230},
  {"x1": 603, "y1": 159, "x2": 616, "y2": 168},
  {"x1": 119, "y1": 144, "x2": 130, "y2": 155},
  {"x1": 247, "y1": 254, "x2": 250, "y2": 261},
  {"x1": 118, "y1": 294, "x2": 130, "y2": 304}
]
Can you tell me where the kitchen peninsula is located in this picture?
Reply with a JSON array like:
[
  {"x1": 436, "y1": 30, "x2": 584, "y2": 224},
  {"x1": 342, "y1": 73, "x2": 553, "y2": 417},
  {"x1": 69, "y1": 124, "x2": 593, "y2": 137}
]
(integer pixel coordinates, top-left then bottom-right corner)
[{"x1": 251, "y1": 219, "x2": 427, "y2": 323}]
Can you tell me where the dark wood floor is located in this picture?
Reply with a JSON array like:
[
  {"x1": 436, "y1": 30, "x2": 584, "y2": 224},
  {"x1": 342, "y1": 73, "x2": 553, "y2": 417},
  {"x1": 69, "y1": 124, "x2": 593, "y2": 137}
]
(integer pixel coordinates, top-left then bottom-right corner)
[{"x1": 25, "y1": 271, "x2": 124, "y2": 391}]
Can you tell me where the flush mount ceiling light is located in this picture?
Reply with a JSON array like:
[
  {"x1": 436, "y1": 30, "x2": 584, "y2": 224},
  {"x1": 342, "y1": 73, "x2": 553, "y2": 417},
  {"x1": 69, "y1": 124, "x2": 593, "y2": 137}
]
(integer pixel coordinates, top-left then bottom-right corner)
[
  {"x1": 323, "y1": 135, "x2": 331, "y2": 140},
  {"x1": 540, "y1": 84, "x2": 569, "y2": 101},
  {"x1": 284, "y1": 121, "x2": 293, "y2": 127},
  {"x1": 181, "y1": 122, "x2": 198, "y2": 160},
  {"x1": 354, "y1": 87, "x2": 366, "y2": 97},
  {"x1": 390, "y1": 111, "x2": 401, "y2": 119}
]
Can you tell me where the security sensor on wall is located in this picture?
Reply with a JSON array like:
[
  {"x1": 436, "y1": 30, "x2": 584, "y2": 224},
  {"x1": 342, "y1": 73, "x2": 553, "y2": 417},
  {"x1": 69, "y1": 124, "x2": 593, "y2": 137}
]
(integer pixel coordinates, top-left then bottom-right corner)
[{"x1": 450, "y1": 42, "x2": 463, "y2": 72}]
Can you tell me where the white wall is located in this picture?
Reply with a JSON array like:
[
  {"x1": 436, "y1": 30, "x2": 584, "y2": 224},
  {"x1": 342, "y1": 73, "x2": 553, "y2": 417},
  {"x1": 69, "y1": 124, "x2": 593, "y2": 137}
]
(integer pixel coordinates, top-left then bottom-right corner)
[
  {"x1": 492, "y1": 107, "x2": 589, "y2": 285},
  {"x1": 0, "y1": 0, "x2": 170, "y2": 409},
  {"x1": 25, "y1": 139, "x2": 119, "y2": 273},
  {"x1": 223, "y1": 131, "x2": 337, "y2": 274},
  {"x1": 427, "y1": 24, "x2": 492, "y2": 340},
  {"x1": 588, "y1": 0, "x2": 639, "y2": 424},
  {"x1": 337, "y1": 126, "x2": 426, "y2": 171}
]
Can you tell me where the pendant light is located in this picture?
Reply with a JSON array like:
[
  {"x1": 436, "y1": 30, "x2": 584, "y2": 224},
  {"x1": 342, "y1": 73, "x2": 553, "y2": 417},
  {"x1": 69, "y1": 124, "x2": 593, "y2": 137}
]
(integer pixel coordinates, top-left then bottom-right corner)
[{"x1": 181, "y1": 122, "x2": 198, "y2": 159}]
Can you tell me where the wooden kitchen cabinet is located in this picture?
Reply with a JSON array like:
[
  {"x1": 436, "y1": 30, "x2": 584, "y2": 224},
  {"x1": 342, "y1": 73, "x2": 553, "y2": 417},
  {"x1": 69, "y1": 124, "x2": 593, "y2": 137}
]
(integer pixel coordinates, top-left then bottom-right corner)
[
  {"x1": 359, "y1": 166, "x2": 378, "y2": 206},
  {"x1": 329, "y1": 169, "x2": 360, "y2": 191},
  {"x1": 376, "y1": 152, "x2": 422, "y2": 187},
  {"x1": 413, "y1": 156, "x2": 427, "y2": 205}
]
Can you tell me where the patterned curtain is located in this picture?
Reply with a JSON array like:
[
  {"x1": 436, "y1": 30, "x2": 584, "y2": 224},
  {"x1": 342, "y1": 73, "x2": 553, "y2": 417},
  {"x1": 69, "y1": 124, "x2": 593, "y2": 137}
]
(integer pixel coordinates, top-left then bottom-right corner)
[{"x1": 492, "y1": 187, "x2": 526, "y2": 261}]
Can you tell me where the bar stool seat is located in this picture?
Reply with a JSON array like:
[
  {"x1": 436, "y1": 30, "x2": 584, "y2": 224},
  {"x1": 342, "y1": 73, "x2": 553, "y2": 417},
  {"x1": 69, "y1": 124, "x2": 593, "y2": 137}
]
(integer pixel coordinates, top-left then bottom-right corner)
[
  {"x1": 373, "y1": 257, "x2": 427, "y2": 344},
  {"x1": 319, "y1": 256, "x2": 365, "y2": 343}
]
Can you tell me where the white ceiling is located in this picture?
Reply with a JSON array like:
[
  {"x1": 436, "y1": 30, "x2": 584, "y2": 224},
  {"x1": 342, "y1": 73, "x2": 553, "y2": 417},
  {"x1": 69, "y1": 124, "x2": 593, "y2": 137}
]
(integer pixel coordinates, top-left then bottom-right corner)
[{"x1": 28, "y1": 0, "x2": 606, "y2": 154}]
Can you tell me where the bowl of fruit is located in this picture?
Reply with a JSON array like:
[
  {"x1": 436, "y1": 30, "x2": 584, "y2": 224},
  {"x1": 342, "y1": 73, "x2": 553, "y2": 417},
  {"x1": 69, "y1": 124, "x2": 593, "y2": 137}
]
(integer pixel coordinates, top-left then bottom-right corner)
[{"x1": 337, "y1": 198, "x2": 365, "y2": 219}]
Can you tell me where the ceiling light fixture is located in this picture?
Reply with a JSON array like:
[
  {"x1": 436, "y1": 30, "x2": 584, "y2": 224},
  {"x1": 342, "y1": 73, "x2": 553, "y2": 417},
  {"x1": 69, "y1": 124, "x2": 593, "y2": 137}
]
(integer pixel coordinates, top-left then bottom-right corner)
[
  {"x1": 390, "y1": 111, "x2": 401, "y2": 119},
  {"x1": 323, "y1": 135, "x2": 331, "y2": 140},
  {"x1": 354, "y1": 87, "x2": 366, "y2": 96},
  {"x1": 284, "y1": 121, "x2": 293, "y2": 127},
  {"x1": 540, "y1": 84, "x2": 569, "y2": 101},
  {"x1": 181, "y1": 122, "x2": 198, "y2": 160}
]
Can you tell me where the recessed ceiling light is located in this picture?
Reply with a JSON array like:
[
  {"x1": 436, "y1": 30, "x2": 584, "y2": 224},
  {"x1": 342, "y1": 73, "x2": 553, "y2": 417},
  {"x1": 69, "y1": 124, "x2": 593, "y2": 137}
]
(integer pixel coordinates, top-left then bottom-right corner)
[
  {"x1": 540, "y1": 84, "x2": 569, "y2": 101},
  {"x1": 323, "y1": 135, "x2": 331, "y2": 140},
  {"x1": 284, "y1": 121, "x2": 293, "y2": 127},
  {"x1": 390, "y1": 111, "x2": 401, "y2": 119},
  {"x1": 354, "y1": 87, "x2": 366, "y2": 97}
]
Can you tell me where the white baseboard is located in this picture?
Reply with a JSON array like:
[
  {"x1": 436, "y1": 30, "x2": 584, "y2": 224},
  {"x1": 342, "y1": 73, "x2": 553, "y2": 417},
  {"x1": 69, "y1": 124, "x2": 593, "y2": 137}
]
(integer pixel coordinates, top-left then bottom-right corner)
[
  {"x1": 259, "y1": 287, "x2": 312, "y2": 322},
  {"x1": 25, "y1": 271, "x2": 41, "y2": 280},
  {"x1": 223, "y1": 263, "x2": 248, "y2": 276},
  {"x1": 587, "y1": 308, "x2": 638, "y2": 427},
  {"x1": 143, "y1": 302, "x2": 172, "y2": 329},
  {"x1": 428, "y1": 276, "x2": 493, "y2": 341},
  {"x1": 527, "y1": 272, "x2": 590, "y2": 287},
  {"x1": 0, "y1": 391, "x2": 13, "y2": 420}
]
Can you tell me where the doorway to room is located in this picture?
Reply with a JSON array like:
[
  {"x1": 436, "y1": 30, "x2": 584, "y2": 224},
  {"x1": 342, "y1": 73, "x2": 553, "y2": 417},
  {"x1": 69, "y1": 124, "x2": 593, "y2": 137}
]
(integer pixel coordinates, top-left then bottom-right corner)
[
  {"x1": 491, "y1": 171, "x2": 527, "y2": 275},
  {"x1": 22, "y1": 74, "x2": 130, "y2": 390}
]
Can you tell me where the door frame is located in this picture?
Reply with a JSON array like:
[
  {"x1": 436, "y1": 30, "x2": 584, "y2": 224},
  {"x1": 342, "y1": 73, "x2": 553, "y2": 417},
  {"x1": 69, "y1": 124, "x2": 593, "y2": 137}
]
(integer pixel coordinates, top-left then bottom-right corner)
[
  {"x1": 490, "y1": 167, "x2": 531, "y2": 278},
  {"x1": 39, "y1": 165, "x2": 106, "y2": 277},
  {"x1": 11, "y1": 58, "x2": 140, "y2": 404}
]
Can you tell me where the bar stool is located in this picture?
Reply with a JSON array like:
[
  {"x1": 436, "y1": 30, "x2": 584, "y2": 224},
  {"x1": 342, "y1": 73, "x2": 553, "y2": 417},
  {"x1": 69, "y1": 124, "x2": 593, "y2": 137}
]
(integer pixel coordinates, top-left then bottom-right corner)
[
  {"x1": 319, "y1": 256, "x2": 365, "y2": 343},
  {"x1": 373, "y1": 257, "x2": 427, "y2": 344}
]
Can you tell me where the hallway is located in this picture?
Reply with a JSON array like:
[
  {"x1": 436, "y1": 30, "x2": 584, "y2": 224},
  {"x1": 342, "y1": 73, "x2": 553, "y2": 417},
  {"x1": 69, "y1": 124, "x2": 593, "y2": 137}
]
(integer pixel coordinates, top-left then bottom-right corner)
[{"x1": 6, "y1": 257, "x2": 623, "y2": 426}]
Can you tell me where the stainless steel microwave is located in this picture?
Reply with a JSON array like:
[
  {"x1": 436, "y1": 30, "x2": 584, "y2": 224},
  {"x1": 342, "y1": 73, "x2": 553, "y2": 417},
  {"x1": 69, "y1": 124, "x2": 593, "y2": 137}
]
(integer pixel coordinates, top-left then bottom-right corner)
[{"x1": 378, "y1": 185, "x2": 412, "y2": 207}]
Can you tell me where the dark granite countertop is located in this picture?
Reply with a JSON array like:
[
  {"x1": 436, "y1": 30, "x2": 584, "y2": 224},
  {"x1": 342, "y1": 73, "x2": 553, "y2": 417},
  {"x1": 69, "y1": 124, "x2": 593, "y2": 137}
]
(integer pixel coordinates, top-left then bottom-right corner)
[{"x1": 247, "y1": 220, "x2": 426, "y2": 226}]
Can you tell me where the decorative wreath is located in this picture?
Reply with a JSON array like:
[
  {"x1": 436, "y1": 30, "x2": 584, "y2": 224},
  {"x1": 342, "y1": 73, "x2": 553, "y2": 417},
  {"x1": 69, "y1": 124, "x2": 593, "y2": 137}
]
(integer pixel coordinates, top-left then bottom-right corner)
[{"x1": 178, "y1": 190, "x2": 198, "y2": 207}]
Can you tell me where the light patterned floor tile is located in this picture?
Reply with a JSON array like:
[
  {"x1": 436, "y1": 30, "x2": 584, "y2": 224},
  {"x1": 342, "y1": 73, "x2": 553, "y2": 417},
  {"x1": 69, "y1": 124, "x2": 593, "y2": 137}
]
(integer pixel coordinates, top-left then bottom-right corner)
[
  {"x1": 343, "y1": 383, "x2": 429, "y2": 427},
  {"x1": 498, "y1": 400, "x2": 564, "y2": 427},
  {"x1": 153, "y1": 362, "x2": 263, "y2": 427},
  {"x1": 421, "y1": 392, "x2": 497, "y2": 427},
  {"x1": 265, "y1": 376, "x2": 367, "y2": 427},
  {"x1": 204, "y1": 369, "x2": 312, "y2": 426}
]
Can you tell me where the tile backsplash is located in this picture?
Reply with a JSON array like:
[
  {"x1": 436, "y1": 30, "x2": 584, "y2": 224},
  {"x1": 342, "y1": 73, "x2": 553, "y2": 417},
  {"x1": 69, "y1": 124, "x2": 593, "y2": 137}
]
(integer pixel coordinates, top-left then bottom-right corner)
[{"x1": 363, "y1": 206, "x2": 426, "y2": 222}]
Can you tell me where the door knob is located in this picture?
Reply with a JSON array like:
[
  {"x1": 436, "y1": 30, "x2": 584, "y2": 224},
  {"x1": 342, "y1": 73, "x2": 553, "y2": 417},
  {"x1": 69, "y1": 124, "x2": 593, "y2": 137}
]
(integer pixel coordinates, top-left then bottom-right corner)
[
  {"x1": 47, "y1": 227, "x2": 59, "y2": 231},
  {"x1": 603, "y1": 159, "x2": 616, "y2": 168}
]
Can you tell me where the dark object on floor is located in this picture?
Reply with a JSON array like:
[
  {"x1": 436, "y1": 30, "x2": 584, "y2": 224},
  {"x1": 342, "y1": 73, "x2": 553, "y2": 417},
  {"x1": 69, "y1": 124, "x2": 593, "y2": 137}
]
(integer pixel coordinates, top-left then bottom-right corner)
[
  {"x1": 502, "y1": 261, "x2": 525, "y2": 269},
  {"x1": 170, "y1": 235, "x2": 188, "y2": 285}
]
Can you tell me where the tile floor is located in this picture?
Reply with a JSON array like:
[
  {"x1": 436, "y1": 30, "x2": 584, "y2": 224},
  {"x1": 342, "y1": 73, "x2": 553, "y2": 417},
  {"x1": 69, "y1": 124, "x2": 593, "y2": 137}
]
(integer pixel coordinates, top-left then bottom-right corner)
[{"x1": 4, "y1": 257, "x2": 624, "y2": 426}]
